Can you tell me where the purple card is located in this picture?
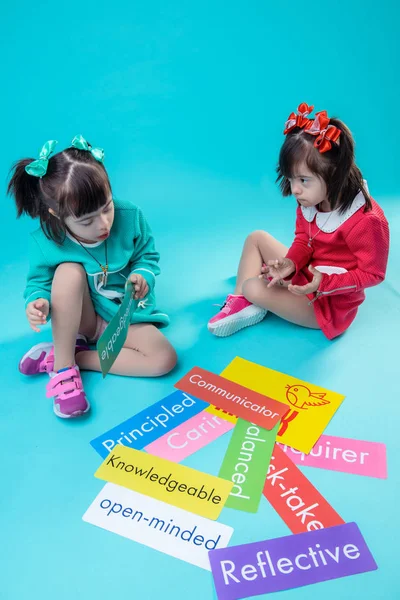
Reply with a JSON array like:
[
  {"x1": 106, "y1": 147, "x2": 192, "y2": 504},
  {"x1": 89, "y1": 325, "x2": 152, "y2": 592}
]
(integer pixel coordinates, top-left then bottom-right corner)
[{"x1": 208, "y1": 522, "x2": 377, "y2": 599}]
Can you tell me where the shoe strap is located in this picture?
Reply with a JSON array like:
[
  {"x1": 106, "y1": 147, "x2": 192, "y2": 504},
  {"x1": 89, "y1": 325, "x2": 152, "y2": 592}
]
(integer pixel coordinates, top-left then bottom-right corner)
[{"x1": 46, "y1": 367, "x2": 82, "y2": 398}]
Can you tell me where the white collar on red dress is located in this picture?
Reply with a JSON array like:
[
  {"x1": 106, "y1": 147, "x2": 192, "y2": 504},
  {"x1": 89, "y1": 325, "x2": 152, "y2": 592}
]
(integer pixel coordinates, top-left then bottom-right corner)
[{"x1": 300, "y1": 182, "x2": 368, "y2": 233}]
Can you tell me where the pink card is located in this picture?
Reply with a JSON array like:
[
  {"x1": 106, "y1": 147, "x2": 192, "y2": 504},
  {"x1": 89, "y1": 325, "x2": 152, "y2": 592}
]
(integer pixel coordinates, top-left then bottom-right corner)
[
  {"x1": 278, "y1": 435, "x2": 387, "y2": 479},
  {"x1": 145, "y1": 409, "x2": 234, "y2": 462}
]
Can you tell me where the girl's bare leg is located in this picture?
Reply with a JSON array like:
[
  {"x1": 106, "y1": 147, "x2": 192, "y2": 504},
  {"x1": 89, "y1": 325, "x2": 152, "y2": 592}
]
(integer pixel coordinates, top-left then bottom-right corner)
[
  {"x1": 234, "y1": 230, "x2": 319, "y2": 329},
  {"x1": 242, "y1": 276, "x2": 319, "y2": 329},
  {"x1": 51, "y1": 262, "x2": 177, "y2": 375},
  {"x1": 234, "y1": 230, "x2": 289, "y2": 294},
  {"x1": 76, "y1": 323, "x2": 177, "y2": 377},
  {"x1": 51, "y1": 263, "x2": 97, "y2": 371}
]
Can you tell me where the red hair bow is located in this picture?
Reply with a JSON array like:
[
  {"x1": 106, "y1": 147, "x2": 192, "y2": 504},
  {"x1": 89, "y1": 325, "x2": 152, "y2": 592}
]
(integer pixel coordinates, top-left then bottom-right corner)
[
  {"x1": 283, "y1": 102, "x2": 314, "y2": 134},
  {"x1": 304, "y1": 110, "x2": 341, "y2": 153}
]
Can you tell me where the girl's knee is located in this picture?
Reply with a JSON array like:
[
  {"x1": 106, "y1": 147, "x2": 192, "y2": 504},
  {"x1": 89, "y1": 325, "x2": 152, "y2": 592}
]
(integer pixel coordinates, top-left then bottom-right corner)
[
  {"x1": 246, "y1": 230, "x2": 269, "y2": 245},
  {"x1": 52, "y1": 262, "x2": 87, "y2": 292},
  {"x1": 152, "y1": 345, "x2": 178, "y2": 377},
  {"x1": 55, "y1": 262, "x2": 86, "y2": 278}
]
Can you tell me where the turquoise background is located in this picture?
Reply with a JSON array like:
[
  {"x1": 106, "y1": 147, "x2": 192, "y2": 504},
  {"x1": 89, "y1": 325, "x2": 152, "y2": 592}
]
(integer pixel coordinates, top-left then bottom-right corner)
[{"x1": 1, "y1": 1, "x2": 398, "y2": 599}]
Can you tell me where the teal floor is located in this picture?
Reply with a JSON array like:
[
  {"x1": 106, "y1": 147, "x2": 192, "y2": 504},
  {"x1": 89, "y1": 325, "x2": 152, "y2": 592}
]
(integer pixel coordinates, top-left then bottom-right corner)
[{"x1": 1, "y1": 2, "x2": 399, "y2": 599}]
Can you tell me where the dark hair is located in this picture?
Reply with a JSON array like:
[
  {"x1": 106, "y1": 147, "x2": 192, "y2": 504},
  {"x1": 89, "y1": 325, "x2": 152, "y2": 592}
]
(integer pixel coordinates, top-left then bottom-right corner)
[
  {"x1": 7, "y1": 146, "x2": 112, "y2": 243},
  {"x1": 276, "y1": 117, "x2": 371, "y2": 213}
]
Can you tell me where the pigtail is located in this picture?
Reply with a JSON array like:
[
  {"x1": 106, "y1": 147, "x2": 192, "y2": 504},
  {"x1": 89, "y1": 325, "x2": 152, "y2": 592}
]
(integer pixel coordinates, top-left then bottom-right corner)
[
  {"x1": 7, "y1": 159, "x2": 42, "y2": 219},
  {"x1": 327, "y1": 119, "x2": 372, "y2": 213}
]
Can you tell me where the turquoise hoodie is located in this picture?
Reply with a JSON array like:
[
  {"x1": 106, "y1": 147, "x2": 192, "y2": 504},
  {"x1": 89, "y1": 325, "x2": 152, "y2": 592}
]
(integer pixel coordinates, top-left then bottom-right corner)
[{"x1": 23, "y1": 197, "x2": 169, "y2": 327}]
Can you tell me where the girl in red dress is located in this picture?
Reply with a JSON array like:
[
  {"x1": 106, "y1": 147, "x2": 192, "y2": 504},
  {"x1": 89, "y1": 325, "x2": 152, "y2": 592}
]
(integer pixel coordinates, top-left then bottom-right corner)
[{"x1": 208, "y1": 103, "x2": 390, "y2": 340}]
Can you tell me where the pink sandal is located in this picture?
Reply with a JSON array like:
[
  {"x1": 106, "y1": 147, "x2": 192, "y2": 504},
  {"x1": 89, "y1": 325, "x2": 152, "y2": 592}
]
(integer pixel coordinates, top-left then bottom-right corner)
[{"x1": 46, "y1": 365, "x2": 90, "y2": 418}]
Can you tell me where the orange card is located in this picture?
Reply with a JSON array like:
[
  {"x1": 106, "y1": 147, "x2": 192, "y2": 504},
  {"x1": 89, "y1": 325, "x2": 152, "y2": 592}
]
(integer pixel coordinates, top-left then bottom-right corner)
[{"x1": 174, "y1": 366, "x2": 289, "y2": 431}]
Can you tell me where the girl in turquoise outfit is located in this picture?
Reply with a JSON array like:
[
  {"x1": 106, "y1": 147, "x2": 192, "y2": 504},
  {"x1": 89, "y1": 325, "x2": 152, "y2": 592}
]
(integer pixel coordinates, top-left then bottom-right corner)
[{"x1": 8, "y1": 136, "x2": 177, "y2": 419}]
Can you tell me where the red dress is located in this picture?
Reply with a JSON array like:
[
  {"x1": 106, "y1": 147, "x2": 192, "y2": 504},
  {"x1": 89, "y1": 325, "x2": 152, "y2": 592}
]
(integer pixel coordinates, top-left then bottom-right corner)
[{"x1": 285, "y1": 190, "x2": 390, "y2": 340}]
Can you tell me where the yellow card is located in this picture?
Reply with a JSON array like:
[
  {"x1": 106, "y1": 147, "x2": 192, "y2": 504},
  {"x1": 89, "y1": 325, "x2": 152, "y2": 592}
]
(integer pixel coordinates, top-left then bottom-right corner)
[
  {"x1": 95, "y1": 445, "x2": 233, "y2": 520},
  {"x1": 220, "y1": 357, "x2": 345, "y2": 454}
]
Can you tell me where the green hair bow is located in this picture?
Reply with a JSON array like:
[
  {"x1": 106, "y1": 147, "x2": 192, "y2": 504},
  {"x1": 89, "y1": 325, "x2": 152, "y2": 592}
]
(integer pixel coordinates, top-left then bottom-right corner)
[
  {"x1": 71, "y1": 134, "x2": 105, "y2": 162},
  {"x1": 25, "y1": 140, "x2": 58, "y2": 177}
]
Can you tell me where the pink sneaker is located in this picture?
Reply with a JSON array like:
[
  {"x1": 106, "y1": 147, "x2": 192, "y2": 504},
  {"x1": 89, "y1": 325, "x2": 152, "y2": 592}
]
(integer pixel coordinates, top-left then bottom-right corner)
[
  {"x1": 208, "y1": 294, "x2": 267, "y2": 337},
  {"x1": 19, "y1": 335, "x2": 89, "y2": 376},
  {"x1": 46, "y1": 365, "x2": 90, "y2": 418}
]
